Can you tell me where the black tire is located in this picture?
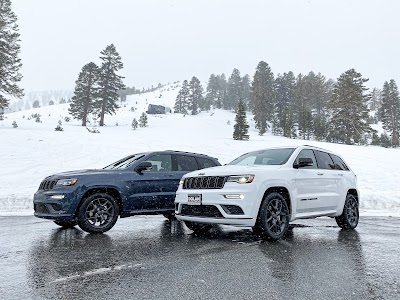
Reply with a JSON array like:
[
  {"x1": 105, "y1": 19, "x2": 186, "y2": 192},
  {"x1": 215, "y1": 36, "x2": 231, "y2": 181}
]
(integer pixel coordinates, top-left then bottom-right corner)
[
  {"x1": 257, "y1": 192, "x2": 290, "y2": 241},
  {"x1": 77, "y1": 193, "x2": 119, "y2": 234},
  {"x1": 184, "y1": 221, "x2": 212, "y2": 234},
  {"x1": 54, "y1": 220, "x2": 77, "y2": 228},
  {"x1": 335, "y1": 194, "x2": 359, "y2": 229},
  {"x1": 162, "y1": 212, "x2": 176, "y2": 221}
]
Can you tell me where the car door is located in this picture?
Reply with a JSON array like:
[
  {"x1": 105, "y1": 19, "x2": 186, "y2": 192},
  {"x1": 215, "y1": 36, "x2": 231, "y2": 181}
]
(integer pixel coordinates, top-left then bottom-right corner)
[
  {"x1": 329, "y1": 153, "x2": 350, "y2": 209},
  {"x1": 293, "y1": 149, "x2": 324, "y2": 214},
  {"x1": 312, "y1": 150, "x2": 340, "y2": 212},
  {"x1": 127, "y1": 154, "x2": 177, "y2": 211}
]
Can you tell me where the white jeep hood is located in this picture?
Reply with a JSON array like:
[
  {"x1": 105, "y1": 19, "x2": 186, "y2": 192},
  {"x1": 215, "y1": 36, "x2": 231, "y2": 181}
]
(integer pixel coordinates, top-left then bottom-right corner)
[{"x1": 185, "y1": 164, "x2": 283, "y2": 178}]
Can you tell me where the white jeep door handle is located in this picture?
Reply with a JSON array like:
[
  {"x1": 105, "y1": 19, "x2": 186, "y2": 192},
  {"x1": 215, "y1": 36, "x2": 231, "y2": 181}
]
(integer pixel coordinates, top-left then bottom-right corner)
[{"x1": 317, "y1": 172, "x2": 324, "y2": 175}]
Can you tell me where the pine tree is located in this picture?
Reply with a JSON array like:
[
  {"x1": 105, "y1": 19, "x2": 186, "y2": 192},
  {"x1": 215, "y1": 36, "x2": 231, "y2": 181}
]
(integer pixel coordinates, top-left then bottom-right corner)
[
  {"x1": 380, "y1": 80, "x2": 400, "y2": 147},
  {"x1": 0, "y1": 0, "x2": 23, "y2": 110},
  {"x1": 68, "y1": 62, "x2": 99, "y2": 126},
  {"x1": 54, "y1": 120, "x2": 63, "y2": 131},
  {"x1": 174, "y1": 90, "x2": 183, "y2": 113},
  {"x1": 59, "y1": 98, "x2": 66, "y2": 104},
  {"x1": 12, "y1": 120, "x2": 17, "y2": 128},
  {"x1": 369, "y1": 88, "x2": 382, "y2": 112},
  {"x1": 251, "y1": 61, "x2": 275, "y2": 135},
  {"x1": 241, "y1": 74, "x2": 251, "y2": 111},
  {"x1": 97, "y1": 44, "x2": 125, "y2": 126},
  {"x1": 233, "y1": 98, "x2": 249, "y2": 140},
  {"x1": 380, "y1": 132, "x2": 392, "y2": 148},
  {"x1": 295, "y1": 74, "x2": 314, "y2": 140},
  {"x1": 131, "y1": 118, "x2": 138, "y2": 130},
  {"x1": 187, "y1": 76, "x2": 203, "y2": 115},
  {"x1": 173, "y1": 80, "x2": 189, "y2": 114},
  {"x1": 139, "y1": 112, "x2": 148, "y2": 127},
  {"x1": 327, "y1": 69, "x2": 372, "y2": 145},
  {"x1": 274, "y1": 72, "x2": 296, "y2": 138},
  {"x1": 32, "y1": 100, "x2": 40, "y2": 108},
  {"x1": 49, "y1": 100, "x2": 54, "y2": 105},
  {"x1": 311, "y1": 73, "x2": 332, "y2": 141},
  {"x1": 205, "y1": 74, "x2": 219, "y2": 110},
  {"x1": 215, "y1": 74, "x2": 227, "y2": 109},
  {"x1": 226, "y1": 68, "x2": 242, "y2": 110}
]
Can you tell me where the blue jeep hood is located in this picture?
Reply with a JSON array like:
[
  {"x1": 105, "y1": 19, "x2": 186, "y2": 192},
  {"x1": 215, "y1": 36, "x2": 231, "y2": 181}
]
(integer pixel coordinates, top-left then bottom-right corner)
[{"x1": 48, "y1": 169, "x2": 125, "y2": 179}]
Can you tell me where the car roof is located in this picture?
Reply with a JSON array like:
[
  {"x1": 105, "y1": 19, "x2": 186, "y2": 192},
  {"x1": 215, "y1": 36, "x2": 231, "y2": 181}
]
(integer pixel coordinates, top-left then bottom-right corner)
[
  {"x1": 142, "y1": 150, "x2": 218, "y2": 160},
  {"x1": 244, "y1": 145, "x2": 337, "y2": 155},
  {"x1": 298, "y1": 145, "x2": 338, "y2": 155}
]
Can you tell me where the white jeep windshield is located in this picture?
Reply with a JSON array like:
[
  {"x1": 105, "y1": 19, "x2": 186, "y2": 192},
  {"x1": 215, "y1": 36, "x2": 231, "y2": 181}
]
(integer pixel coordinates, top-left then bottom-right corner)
[{"x1": 229, "y1": 148, "x2": 295, "y2": 166}]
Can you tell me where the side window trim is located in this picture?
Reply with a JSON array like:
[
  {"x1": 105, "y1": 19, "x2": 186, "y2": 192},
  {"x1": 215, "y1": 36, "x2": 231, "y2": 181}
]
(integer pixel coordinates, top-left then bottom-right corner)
[
  {"x1": 314, "y1": 150, "x2": 335, "y2": 170},
  {"x1": 172, "y1": 154, "x2": 201, "y2": 171},
  {"x1": 144, "y1": 154, "x2": 173, "y2": 172},
  {"x1": 293, "y1": 149, "x2": 318, "y2": 169},
  {"x1": 196, "y1": 157, "x2": 216, "y2": 169},
  {"x1": 175, "y1": 154, "x2": 199, "y2": 172},
  {"x1": 329, "y1": 153, "x2": 349, "y2": 171}
]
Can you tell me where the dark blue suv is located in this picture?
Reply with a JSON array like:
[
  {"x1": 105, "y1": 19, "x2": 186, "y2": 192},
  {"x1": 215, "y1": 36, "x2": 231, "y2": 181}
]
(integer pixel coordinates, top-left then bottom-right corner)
[{"x1": 34, "y1": 150, "x2": 220, "y2": 233}]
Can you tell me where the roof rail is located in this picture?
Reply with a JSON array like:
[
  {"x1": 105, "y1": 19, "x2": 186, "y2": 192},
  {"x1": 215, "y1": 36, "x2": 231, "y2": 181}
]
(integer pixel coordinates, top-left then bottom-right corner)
[
  {"x1": 163, "y1": 150, "x2": 210, "y2": 157},
  {"x1": 301, "y1": 144, "x2": 329, "y2": 151}
]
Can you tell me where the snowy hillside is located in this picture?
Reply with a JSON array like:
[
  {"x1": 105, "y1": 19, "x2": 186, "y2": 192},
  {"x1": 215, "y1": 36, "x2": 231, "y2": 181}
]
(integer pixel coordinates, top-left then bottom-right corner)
[{"x1": 1, "y1": 83, "x2": 399, "y2": 216}]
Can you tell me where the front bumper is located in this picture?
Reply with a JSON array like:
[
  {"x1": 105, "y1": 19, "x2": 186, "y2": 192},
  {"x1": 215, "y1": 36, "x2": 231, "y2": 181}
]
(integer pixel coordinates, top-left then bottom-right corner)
[
  {"x1": 33, "y1": 187, "x2": 80, "y2": 221},
  {"x1": 174, "y1": 183, "x2": 258, "y2": 227}
]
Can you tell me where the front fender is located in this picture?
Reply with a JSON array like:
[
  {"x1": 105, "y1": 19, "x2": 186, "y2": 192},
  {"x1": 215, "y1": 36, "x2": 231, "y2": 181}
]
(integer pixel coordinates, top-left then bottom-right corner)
[{"x1": 254, "y1": 179, "x2": 295, "y2": 219}]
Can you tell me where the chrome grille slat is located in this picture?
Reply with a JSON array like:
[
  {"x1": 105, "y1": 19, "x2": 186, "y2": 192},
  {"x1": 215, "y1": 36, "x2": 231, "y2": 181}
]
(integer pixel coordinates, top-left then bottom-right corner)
[{"x1": 183, "y1": 176, "x2": 226, "y2": 189}]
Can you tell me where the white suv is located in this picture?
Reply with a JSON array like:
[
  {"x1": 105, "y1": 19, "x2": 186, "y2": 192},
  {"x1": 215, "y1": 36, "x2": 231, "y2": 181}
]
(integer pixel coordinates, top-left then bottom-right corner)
[{"x1": 175, "y1": 146, "x2": 359, "y2": 240}]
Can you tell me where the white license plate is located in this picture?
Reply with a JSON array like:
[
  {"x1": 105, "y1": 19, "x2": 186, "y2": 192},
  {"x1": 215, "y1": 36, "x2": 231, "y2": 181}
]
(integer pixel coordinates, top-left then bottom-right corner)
[{"x1": 188, "y1": 194, "x2": 202, "y2": 205}]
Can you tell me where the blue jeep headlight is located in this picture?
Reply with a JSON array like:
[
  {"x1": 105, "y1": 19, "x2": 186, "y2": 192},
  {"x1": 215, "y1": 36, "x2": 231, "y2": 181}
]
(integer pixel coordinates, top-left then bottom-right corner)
[{"x1": 56, "y1": 178, "x2": 78, "y2": 186}]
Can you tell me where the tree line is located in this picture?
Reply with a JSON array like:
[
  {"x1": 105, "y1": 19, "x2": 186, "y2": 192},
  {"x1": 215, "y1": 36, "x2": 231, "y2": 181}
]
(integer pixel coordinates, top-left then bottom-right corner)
[{"x1": 175, "y1": 62, "x2": 400, "y2": 147}]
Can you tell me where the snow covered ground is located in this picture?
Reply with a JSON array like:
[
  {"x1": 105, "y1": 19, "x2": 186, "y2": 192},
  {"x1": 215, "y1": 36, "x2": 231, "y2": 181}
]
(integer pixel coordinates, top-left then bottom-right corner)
[{"x1": 1, "y1": 83, "x2": 399, "y2": 217}]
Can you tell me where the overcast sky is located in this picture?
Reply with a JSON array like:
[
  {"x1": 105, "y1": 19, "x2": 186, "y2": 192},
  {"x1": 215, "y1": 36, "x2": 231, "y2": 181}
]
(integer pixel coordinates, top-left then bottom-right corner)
[{"x1": 12, "y1": 0, "x2": 400, "y2": 92}]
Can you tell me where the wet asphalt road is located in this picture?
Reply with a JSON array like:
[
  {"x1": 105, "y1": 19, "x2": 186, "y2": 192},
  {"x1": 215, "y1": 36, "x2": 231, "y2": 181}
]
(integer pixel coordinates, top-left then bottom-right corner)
[{"x1": 0, "y1": 216, "x2": 399, "y2": 300}]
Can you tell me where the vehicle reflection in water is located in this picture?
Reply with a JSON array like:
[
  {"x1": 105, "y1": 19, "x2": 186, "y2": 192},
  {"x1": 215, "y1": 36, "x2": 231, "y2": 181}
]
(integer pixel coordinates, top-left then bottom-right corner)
[
  {"x1": 28, "y1": 220, "x2": 189, "y2": 298},
  {"x1": 28, "y1": 228, "x2": 113, "y2": 289},
  {"x1": 258, "y1": 226, "x2": 369, "y2": 298}
]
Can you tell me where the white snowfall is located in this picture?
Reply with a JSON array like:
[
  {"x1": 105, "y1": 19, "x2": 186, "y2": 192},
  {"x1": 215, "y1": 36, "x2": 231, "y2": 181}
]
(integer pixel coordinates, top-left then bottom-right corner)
[{"x1": 1, "y1": 83, "x2": 399, "y2": 217}]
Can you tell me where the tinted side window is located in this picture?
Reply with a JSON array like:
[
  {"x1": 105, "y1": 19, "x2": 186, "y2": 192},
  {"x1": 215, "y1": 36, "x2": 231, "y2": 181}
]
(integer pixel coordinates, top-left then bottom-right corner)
[
  {"x1": 330, "y1": 154, "x2": 349, "y2": 171},
  {"x1": 197, "y1": 157, "x2": 216, "y2": 169},
  {"x1": 144, "y1": 155, "x2": 172, "y2": 172},
  {"x1": 175, "y1": 155, "x2": 199, "y2": 171},
  {"x1": 314, "y1": 150, "x2": 335, "y2": 170},
  {"x1": 294, "y1": 149, "x2": 317, "y2": 169}
]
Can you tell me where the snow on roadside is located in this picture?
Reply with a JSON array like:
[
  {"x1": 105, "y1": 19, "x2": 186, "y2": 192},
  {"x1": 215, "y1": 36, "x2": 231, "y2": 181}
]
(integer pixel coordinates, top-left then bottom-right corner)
[{"x1": 1, "y1": 84, "x2": 400, "y2": 217}]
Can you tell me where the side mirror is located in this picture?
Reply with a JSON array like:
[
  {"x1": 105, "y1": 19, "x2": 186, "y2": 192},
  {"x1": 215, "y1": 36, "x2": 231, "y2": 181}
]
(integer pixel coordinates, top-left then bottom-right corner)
[
  {"x1": 134, "y1": 162, "x2": 152, "y2": 173},
  {"x1": 294, "y1": 157, "x2": 313, "y2": 169}
]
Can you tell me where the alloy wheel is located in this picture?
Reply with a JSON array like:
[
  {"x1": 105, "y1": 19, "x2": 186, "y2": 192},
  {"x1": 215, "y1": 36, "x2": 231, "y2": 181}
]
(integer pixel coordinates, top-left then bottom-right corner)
[{"x1": 85, "y1": 198, "x2": 115, "y2": 229}]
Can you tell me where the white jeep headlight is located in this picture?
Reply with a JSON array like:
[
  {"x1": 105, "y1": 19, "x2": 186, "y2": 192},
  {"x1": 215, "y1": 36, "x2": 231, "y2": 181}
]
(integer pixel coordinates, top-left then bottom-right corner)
[{"x1": 226, "y1": 175, "x2": 255, "y2": 184}]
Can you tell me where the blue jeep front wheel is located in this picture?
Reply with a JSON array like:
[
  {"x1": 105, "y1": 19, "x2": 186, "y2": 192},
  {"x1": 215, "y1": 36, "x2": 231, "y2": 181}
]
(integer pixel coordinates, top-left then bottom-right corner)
[{"x1": 77, "y1": 193, "x2": 119, "y2": 234}]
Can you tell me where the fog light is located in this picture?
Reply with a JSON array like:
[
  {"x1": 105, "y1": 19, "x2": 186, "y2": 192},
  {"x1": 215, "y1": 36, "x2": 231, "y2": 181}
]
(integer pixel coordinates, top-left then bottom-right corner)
[
  {"x1": 50, "y1": 195, "x2": 65, "y2": 200},
  {"x1": 223, "y1": 194, "x2": 244, "y2": 200}
]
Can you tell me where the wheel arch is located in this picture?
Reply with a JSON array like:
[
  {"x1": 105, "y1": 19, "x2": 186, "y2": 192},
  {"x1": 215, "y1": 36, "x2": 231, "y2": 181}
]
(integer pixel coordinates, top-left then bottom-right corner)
[
  {"x1": 347, "y1": 189, "x2": 359, "y2": 204},
  {"x1": 260, "y1": 186, "x2": 292, "y2": 216},
  {"x1": 77, "y1": 187, "x2": 124, "y2": 215}
]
